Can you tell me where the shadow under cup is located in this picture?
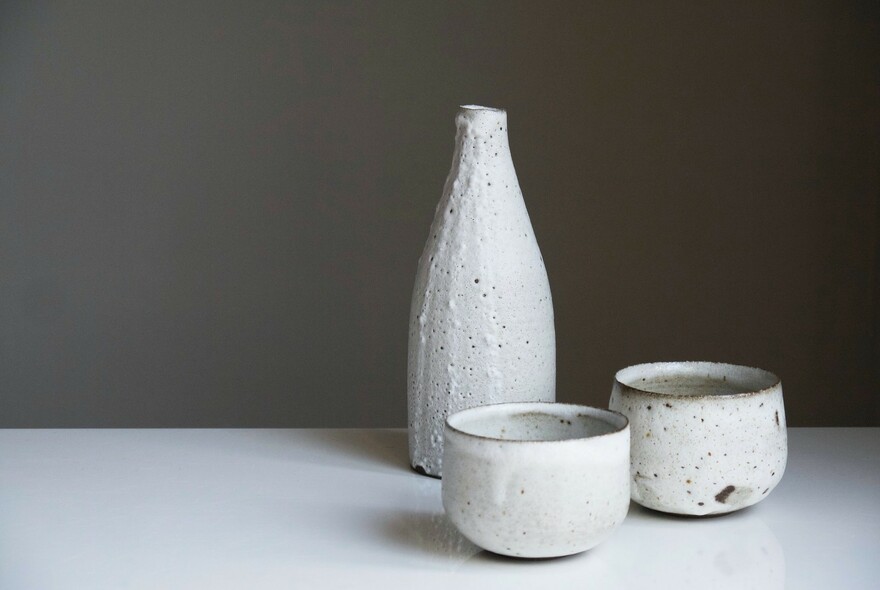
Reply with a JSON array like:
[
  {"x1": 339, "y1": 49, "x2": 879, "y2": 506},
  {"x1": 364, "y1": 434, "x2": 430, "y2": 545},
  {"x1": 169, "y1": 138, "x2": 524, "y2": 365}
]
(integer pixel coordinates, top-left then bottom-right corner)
[{"x1": 610, "y1": 361, "x2": 787, "y2": 516}]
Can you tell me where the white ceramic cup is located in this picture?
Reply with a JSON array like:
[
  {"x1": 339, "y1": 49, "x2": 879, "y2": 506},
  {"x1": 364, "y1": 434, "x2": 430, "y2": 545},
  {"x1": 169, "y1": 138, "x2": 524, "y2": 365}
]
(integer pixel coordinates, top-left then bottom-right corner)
[
  {"x1": 441, "y1": 402, "x2": 630, "y2": 558},
  {"x1": 609, "y1": 361, "x2": 787, "y2": 516}
]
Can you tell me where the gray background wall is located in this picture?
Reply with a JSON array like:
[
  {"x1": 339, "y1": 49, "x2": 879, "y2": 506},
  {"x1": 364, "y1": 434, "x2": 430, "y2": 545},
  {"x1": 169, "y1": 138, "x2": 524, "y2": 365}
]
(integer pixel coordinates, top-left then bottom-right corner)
[{"x1": 1, "y1": 1, "x2": 877, "y2": 427}]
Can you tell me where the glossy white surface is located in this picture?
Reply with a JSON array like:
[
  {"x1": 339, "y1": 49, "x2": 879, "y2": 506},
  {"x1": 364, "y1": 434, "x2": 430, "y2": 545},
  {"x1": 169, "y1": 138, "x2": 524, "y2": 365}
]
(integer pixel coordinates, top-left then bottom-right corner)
[{"x1": 1, "y1": 428, "x2": 877, "y2": 589}]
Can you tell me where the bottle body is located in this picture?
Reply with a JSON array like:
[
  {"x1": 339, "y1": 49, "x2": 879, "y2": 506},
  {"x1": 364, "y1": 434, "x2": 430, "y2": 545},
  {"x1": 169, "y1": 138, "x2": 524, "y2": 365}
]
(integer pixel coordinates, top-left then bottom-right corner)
[{"x1": 407, "y1": 106, "x2": 556, "y2": 477}]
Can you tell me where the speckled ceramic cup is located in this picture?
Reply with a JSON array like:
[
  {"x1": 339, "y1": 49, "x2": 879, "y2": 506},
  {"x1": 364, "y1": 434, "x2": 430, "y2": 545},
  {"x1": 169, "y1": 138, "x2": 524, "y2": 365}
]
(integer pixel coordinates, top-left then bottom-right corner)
[
  {"x1": 441, "y1": 402, "x2": 630, "y2": 558},
  {"x1": 609, "y1": 362, "x2": 787, "y2": 516}
]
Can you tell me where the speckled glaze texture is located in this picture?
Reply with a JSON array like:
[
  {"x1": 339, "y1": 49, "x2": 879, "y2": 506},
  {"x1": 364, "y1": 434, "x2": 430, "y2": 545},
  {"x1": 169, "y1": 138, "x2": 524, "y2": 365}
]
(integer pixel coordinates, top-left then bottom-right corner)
[
  {"x1": 609, "y1": 362, "x2": 787, "y2": 516},
  {"x1": 407, "y1": 106, "x2": 556, "y2": 477},
  {"x1": 442, "y1": 403, "x2": 629, "y2": 558}
]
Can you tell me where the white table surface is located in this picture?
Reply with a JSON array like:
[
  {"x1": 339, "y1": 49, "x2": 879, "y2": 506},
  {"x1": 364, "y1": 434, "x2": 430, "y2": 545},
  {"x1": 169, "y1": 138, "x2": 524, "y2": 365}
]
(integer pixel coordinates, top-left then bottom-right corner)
[{"x1": 1, "y1": 428, "x2": 878, "y2": 589}]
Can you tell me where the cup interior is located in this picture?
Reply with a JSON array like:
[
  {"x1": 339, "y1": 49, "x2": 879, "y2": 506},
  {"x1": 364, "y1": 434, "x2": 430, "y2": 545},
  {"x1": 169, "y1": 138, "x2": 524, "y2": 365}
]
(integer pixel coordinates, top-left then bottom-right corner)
[
  {"x1": 616, "y1": 362, "x2": 779, "y2": 397},
  {"x1": 447, "y1": 403, "x2": 627, "y2": 442}
]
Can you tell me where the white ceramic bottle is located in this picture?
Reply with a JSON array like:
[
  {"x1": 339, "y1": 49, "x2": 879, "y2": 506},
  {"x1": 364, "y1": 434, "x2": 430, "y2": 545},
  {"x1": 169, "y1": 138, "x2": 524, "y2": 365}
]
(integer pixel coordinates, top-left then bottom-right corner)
[{"x1": 407, "y1": 105, "x2": 556, "y2": 477}]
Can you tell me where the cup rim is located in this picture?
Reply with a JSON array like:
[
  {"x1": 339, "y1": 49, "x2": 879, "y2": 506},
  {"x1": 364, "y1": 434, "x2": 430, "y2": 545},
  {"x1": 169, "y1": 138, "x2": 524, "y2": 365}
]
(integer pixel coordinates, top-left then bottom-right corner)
[
  {"x1": 614, "y1": 361, "x2": 781, "y2": 400},
  {"x1": 445, "y1": 402, "x2": 629, "y2": 444}
]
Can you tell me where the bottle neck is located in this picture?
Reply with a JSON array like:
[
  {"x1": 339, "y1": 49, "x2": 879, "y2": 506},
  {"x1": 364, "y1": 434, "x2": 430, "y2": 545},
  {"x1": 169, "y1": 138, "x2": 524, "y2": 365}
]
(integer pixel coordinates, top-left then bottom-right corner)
[{"x1": 453, "y1": 106, "x2": 511, "y2": 162}]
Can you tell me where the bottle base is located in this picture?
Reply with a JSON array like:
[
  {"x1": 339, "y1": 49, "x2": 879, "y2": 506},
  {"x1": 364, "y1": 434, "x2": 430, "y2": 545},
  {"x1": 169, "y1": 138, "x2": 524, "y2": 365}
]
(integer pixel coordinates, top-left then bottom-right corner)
[{"x1": 411, "y1": 463, "x2": 442, "y2": 479}]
